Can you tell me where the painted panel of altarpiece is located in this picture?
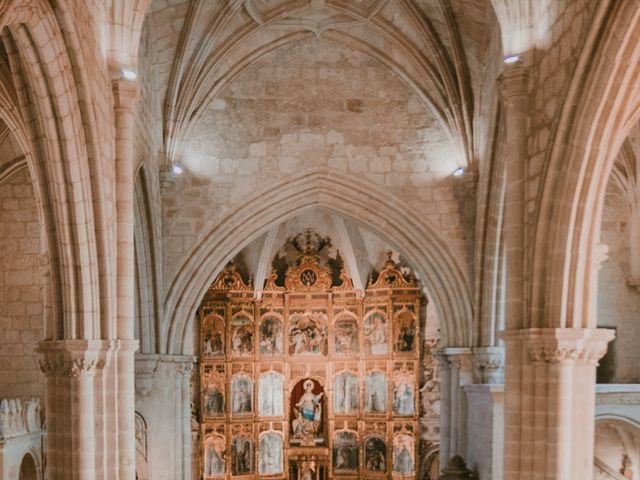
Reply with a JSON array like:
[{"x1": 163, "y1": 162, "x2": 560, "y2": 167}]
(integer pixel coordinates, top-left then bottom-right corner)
[{"x1": 197, "y1": 233, "x2": 430, "y2": 479}]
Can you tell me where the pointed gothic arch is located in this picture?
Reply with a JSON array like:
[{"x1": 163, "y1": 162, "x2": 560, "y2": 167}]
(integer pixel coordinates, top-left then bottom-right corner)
[
  {"x1": 532, "y1": 1, "x2": 640, "y2": 329},
  {"x1": 162, "y1": 167, "x2": 473, "y2": 354}
]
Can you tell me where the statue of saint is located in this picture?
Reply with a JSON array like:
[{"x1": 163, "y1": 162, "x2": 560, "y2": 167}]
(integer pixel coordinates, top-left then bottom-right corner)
[{"x1": 291, "y1": 379, "x2": 324, "y2": 445}]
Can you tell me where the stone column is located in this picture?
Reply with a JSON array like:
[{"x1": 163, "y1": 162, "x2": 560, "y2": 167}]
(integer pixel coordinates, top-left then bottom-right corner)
[
  {"x1": 502, "y1": 328, "x2": 614, "y2": 480},
  {"x1": 135, "y1": 354, "x2": 196, "y2": 480},
  {"x1": 437, "y1": 348, "x2": 473, "y2": 466},
  {"x1": 38, "y1": 340, "x2": 111, "y2": 480},
  {"x1": 112, "y1": 77, "x2": 140, "y2": 480},
  {"x1": 500, "y1": 60, "x2": 528, "y2": 335}
]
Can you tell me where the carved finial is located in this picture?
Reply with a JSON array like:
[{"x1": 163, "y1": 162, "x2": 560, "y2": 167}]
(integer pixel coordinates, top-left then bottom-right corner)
[{"x1": 304, "y1": 229, "x2": 314, "y2": 254}]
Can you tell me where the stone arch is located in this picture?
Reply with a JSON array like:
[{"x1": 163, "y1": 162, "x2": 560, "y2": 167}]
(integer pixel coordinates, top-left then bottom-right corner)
[
  {"x1": 1, "y1": 2, "x2": 106, "y2": 339},
  {"x1": 18, "y1": 450, "x2": 41, "y2": 480},
  {"x1": 594, "y1": 416, "x2": 640, "y2": 479},
  {"x1": 163, "y1": 167, "x2": 473, "y2": 354},
  {"x1": 532, "y1": 1, "x2": 640, "y2": 329},
  {"x1": 135, "y1": 411, "x2": 149, "y2": 480}
]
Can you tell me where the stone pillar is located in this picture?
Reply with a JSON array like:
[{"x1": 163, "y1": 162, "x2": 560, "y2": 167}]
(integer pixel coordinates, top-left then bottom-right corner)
[
  {"x1": 112, "y1": 77, "x2": 140, "y2": 480},
  {"x1": 134, "y1": 354, "x2": 195, "y2": 480},
  {"x1": 38, "y1": 340, "x2": 112, "y2": 480},
  {"x1": 437, "y1": 348, "x2": 473, "y2": 466},
  {"x1": 502, "y1": 328, "x2": 614, "y2": 480}
]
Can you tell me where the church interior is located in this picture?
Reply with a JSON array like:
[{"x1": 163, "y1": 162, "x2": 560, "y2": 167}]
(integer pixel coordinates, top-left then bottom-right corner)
[{"x1": 0, "y1": 1, "x2": 638, "y2": 479}]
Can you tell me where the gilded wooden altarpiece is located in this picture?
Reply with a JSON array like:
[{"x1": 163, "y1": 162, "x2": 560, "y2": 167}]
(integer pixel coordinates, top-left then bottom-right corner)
[{"x1": 197, "y1": 231, "x2": 429, "y2": 479}]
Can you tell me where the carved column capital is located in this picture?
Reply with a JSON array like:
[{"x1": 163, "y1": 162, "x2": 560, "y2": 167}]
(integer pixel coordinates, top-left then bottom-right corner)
[
  {"x1": 436, "y1": 347, "x2": 474, "y2": 371},
  {"x1": 503, "y1": 328, "x2": 615, "y2": 366},
  {"x1": 38, "y1": 340, "x2": 114, "y2": 378},
  {"x1": 472, "y1": 346, "x2": 505, "y2": 384}
]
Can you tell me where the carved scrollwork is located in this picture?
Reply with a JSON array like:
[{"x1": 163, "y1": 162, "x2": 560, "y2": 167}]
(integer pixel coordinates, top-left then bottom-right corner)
[{"x1": 208, "y1": 262, "x2": 252, "y2": 292}]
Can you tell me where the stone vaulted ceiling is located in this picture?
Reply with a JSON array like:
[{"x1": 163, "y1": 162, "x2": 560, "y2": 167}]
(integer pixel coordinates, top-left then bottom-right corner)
[{"x1": 144, "y1": 0, "x2": 498, "y2": 169}]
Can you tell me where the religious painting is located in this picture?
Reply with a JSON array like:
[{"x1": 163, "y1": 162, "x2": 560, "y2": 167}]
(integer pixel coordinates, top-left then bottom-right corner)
[
  {"x1": 203, "y1": 383, "x2": 224, "y2": 417},
  {"x1": 364, "y1": 436, "x2": 387, "y2": 472},
  {"x1": 364, "y1": 311, "x2": 389, "y2": 355},
  {"x1": 231, "y1": 312, "x2": 253, "y2": 357},
  {"x1": 394, "y1": 311, "x2": 416, "y2": 353},
  {"x1": 259, "y1": 432, "x2": 284, "y2": 475},
  {"x1": 258, "y1": 371, "x2": 284, "y2": 417},
  {"x1": 259, "y1": 314, "x2": 283, "y2": 356},
  {"x1": 393, "y1": 371, "x2": 415, "y2": 416},
  {"x1": 333, "y1": 316, "x2": 359, "y2": 355},
  {"x1": 288, "y1": 312, "x2": 328, "y2": 356},
  {"x1": 203, "y1": 434, "x2": 225, "y2": 477},
  {"x1": 333, "y1": 431, "x2": 358, "y2": 472},
  {"x1": 333, "y1": 371, "x2": 358, "y2": 414},
  {"x1": 231, "y1": 437, "x2": 253, "y2": 475},
  {"x1": 392, "y1": 433, "x2": 415, "y2": 475},
  {"x1": 290, "y1": 378, "x2": 325, "y2": 446},
  {"x1": 231, "y1": 375, "x2": 253, "y2": 415},
  {"x1": 364, "y1": 371, "x2": 388, "y2": 413},
  {"x1": 202, "y1": 314, "x2": 224, "y2": 356}
]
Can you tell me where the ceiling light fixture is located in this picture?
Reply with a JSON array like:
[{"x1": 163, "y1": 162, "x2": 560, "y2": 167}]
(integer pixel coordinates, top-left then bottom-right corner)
[
  {"x1": 503, "y1": 55, "x2": 522, "y2": 65},
  {"x1": 120, "y1": 68, "x2": 137, "y2": 81},
  {"x1": 170, "y1": 163, "x2": 184, "y2": 175},
  {"x1": 453, "y1": 167, "x2": 465, "y2": 177}
]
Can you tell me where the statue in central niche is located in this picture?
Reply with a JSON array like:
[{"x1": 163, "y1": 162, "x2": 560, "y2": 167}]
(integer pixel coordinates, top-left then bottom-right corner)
[{"x1": 290, "y1": 378, "x2": 325, "y2": 446}]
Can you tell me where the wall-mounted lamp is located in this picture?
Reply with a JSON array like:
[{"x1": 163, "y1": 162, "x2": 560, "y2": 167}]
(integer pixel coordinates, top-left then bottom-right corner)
[
  {"x1": 503, "y1": 55, "x2": 522, "y2": 65},
  {"x1": 453, "y1": 167, "x2": 465, "y2": 177},
  {"x1": 170, "y1": 163, "x2": 184, "y2": 175},
  {"x1": 120, "y1": 69, "x2": 138, "y2": 81}
]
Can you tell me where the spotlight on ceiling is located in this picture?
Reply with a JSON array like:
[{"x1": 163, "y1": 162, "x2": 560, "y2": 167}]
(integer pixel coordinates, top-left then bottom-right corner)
[
  {"x1": 503, "y1": 55, "x2": 522, "y2": 65},
  {"x1": 170, "y1": 163, "x2": 184, "y2": 175},
  {"x1": 120, "y1": 69, "x2": 137, "y2": 81},
  {"x1": 453, "y1": 167, "x2": 465, "y2": 177}
]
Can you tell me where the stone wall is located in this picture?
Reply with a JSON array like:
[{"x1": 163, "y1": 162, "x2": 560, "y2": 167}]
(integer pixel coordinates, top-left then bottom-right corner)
[
  {"x1": 0, "y1": 167, "x2": 46, "y2": 400},
  {"x1": 161, "y1": 37, "x2": 475, "y2": 293},
  {"x1": 598, "y1": 178, "x2": 640, "y2": 383}
]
